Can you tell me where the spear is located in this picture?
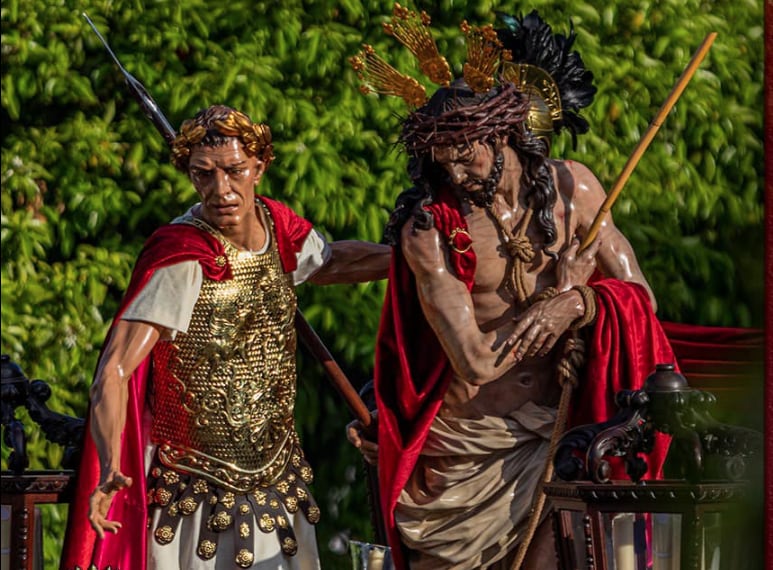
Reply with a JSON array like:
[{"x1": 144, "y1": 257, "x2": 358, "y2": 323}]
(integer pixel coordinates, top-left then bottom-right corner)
[
  {"x1": 579, "y1": 32, "x2": 717, "y2": 253},
  {"x1": 82, "y1": 13, "x2": 375, "y2": 434},
  {"x1": 512, "y1": 33, "x2": 718, "y2": 570}
]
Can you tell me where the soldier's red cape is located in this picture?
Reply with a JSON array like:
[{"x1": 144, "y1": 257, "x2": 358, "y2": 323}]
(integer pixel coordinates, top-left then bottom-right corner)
[{"x1": 61, "y1": 197, "x2": 311, "y2": 570}]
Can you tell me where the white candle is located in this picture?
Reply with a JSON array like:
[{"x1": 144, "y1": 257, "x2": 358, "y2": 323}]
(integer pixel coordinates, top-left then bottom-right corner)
[
  {"x1": 367, "y1": 547, "x2": 385, "y2": 570},
  {"x1": 612, "y1": 513, "x2": 636, "y2": 570}
]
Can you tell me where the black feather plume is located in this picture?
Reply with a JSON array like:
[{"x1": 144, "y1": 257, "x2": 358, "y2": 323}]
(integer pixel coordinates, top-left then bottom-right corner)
[{"x1": 496, "y1": 10, "x2": 597, "y2": 146}]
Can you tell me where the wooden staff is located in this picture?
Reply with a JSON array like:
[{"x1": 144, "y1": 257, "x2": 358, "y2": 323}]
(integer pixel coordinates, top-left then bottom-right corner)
[
  {"x1": 579, "y1": 32, "x2": 717, "y2": 252},
  {"x1": 512, "y1": 33, "x2": 718, "y2": 570},
  {"x1": 294, "y1": 310, "x2": 375, "y2": 434},
  {"x1": 85, "y1": 13, "x2": 376, "y2": 434}
]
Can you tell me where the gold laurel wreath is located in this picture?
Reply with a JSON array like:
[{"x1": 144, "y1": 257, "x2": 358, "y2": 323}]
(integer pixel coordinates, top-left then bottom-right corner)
[{"x1": 170, "y1": 109, "x2": 274, "y2": 171}]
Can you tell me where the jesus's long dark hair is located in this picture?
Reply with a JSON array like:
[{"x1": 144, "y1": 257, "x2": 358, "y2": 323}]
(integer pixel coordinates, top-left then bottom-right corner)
[{"x1": 384, "y1": 81, "x2": 558, "y2": 257}]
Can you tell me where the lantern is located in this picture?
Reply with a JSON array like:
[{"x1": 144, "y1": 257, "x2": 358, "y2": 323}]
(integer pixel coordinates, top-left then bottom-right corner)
[{"x1": 544, "y1": 364, "x2": 762, "y2": 570}]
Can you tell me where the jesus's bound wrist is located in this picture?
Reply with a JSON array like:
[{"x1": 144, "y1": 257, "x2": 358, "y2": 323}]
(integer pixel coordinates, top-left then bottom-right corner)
[{"x1": 568, "y1": 285, "x2": 597, "y2": 330}]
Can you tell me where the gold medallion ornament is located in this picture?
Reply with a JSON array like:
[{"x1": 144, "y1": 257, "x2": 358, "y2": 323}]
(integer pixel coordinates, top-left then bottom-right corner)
[
  {"x1": 282, "y1": 537, "x2": 298, "y2": 555},
  {"x1": 259, "y1": 513, "x2": 276, "y2": 532},
  {"x1": 307, "y1": 505, "x2": 321, "y2": 524},
  {"x1": 178, "y1": 496, "x2": 198, "y2": 515},
  {"x1": 235, "y1": 549, "x2": 255, "y2": 568},
  {"x1": 154, "y1": 526, "x2": 174, "y2": 545},
  {"x1": 162, "y1": 470, "x2": 180, "y2": 486},
  {"x1": 221, "y1": 492, "x2": 236, "y2": 509},
  {"x1": 155, "y1": 487, "x2": 172, "y2": 506},
  {"x1": 210, "y1": 511, "x2": 233, "y2": 531},
  {"x1": 193, "y1": 478, "x2": 208, "y2": 494},
  {"x1": 253, "y1": 489, "x2": 268, "y2": 506},
  {"x1": 198, "y1": 540, "x2": 217, "y2": 559}
]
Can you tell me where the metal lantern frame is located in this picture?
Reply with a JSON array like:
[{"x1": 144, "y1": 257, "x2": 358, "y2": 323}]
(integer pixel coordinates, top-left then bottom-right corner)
[{"x1": 544, "y1": 364, "x2": 762, "y2": 570}]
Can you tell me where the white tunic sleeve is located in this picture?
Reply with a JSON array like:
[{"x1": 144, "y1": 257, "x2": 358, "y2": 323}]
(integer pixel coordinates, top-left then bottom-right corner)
[
  {"x1": 292, "y1": 229, "x2": 331, "y2": 285},
  {"x1": 121, "y1": 260, "x2": 202, "y2": 339},
  {"x1": 121, "y1": 227, "x2": 329, "y2": 336}
]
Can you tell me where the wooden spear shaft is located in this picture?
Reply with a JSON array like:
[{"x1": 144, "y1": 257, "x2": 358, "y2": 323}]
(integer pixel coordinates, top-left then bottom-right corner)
[
  {"x1": 579, "y1": 32, "x2": 717, "y2": 253},
  {"x1": 294, "y1": 310, "x2": 375, "y2": 433},
  {"x1": 84, "y1": 15, "x2": 376, "y2": 436}
]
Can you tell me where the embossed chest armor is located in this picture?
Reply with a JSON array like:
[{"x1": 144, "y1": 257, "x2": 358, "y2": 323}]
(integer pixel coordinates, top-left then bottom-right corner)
[{"x1": 150, "y1": 215, "x2": 299, "y2": 493}]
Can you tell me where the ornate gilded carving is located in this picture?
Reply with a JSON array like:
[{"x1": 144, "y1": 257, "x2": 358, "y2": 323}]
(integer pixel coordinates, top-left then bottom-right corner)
[
  {"x1": 198, "y1": 540, "x2": 216, "y2": 559},
  {"x1": 210, "y1": 511, "x2": 233, "y2": 531},
  {"x1": 307, "y1": 506, "x2": 321, "y2": 524},
  {"x1": 221, "y1": 492, "x2": 235, "y2": 509},
  {"x1": 258, "y1": 513, "x2": 276, "y2": 532},
  {"x1": 282, "y1": 537, "x2": 298, "y2": 555},
  {"x1": 235, "y1": 549, "x2": 255, "y2": 568},
  {"x1": 178, "y1": 496, "x2": 198, "y2": 515},
  {"x1": 150, "y1": 211, "x2": 299, "y2": 493},
  {"x1": 154, "y1": 525, "x2": 174, "y2": 545}
]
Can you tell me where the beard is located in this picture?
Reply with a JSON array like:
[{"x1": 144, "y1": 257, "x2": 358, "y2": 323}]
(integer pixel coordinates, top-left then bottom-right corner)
[{"x1": 460, "y1": 151, "x2": 504, "y2": 208}]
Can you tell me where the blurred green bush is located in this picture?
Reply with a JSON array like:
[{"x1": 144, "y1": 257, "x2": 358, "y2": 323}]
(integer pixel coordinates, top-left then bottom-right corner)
[{"x1": 1, "y1": 0, "x2": 763, "y2": 567}]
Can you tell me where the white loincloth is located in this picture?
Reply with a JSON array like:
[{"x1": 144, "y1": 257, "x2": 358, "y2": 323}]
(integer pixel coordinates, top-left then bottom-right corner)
[{"x1": 395, "y1": 401, "x2": 556, "y2": 570}]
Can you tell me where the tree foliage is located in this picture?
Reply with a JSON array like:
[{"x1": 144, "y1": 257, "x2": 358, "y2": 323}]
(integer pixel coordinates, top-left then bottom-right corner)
[{"x1": 1, "y1": 0, "x2": 763, "y2": 568}]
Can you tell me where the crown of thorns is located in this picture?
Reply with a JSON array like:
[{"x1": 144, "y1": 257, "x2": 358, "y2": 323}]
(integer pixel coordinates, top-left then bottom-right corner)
[
  {"x1": 398, "y1": 82, "x2": 530, "y2": 155},
  {"x1": 349, "y1": 4, "x2": 564, "y2": 154}
]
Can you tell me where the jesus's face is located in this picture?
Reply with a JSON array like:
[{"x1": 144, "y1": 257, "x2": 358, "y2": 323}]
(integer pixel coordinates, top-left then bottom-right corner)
[{"x1": 432, "y1": 139, "x2": 499, "y2": 196}]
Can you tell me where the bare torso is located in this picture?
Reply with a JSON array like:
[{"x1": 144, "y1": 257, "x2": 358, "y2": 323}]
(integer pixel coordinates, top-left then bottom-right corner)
[
  {"x1": 439, "y1": 160, "x2": 576, "y2": 418},
  {"x1": 402, "y1": 147, "x2": 655, "y2": 421}
]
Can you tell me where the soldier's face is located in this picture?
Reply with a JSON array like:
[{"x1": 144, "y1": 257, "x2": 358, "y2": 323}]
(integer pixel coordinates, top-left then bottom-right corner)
[
  {"x1": 188, "y1": 139, "x2": 265, "y2": 232},
  {"x1": 433, "y1": 139, "x2": 498, "y2": 195}
]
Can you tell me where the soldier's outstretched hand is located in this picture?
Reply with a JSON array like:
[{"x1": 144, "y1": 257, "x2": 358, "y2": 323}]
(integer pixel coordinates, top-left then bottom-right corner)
[{"x1": 88, "y1": 470, "x2": 133, "y2": 538}]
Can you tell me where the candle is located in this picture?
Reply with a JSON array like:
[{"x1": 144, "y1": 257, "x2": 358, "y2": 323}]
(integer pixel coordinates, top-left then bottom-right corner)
[{"x1": 612, "y1": 513, "x2": 636, "y2": 570}]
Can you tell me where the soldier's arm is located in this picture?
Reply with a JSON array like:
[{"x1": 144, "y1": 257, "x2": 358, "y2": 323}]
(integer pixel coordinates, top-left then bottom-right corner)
[
  {"x1": 307, "y1": 240, "x2": 391, "y2": 284},
  {"x1": 87, "y1": 319, "x2": 161, "y2": 537}
]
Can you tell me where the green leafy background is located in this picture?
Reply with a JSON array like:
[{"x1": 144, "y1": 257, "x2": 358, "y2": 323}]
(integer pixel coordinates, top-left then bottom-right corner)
[{"x1": 1, "y1": 0, "x2": 763, "y2": 568}]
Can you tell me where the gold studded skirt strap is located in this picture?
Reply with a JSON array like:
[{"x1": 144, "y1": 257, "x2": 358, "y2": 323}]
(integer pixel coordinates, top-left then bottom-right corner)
[{"x1": 147, "y1": 447, "x2": 320, "y2": 567}]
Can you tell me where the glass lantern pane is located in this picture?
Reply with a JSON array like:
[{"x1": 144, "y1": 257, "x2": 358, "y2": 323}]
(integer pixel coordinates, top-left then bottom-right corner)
[
  {"x1": 652, "y1": 513, "x2": 682, "y2": 570},
  {"x1": 602, "y1": 512, "x2": 647, "y2": 570},
  {"x1": 567, "y1": 510, "x2": 588, "y2": 570},
  {"x1": 701, "y1": 512, "x2": 722, "y2": 570}
]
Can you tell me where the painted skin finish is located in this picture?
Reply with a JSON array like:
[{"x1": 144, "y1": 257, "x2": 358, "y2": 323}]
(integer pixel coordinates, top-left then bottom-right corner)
[
  {"x1": 86, "y1": 135, "x2": 390, "y2": 539},
  {"x1": 350, "y1": 138, "x2": 655, "y2": 570},
  {"x1": 347, "y1": 139, "x2": 654, "y2": 469}
]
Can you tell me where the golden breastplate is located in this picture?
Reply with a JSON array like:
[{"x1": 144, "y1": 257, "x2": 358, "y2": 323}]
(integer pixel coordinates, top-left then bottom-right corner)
[{"x1": 150, "y1": 216, "x2": 299, "y2": 493}]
